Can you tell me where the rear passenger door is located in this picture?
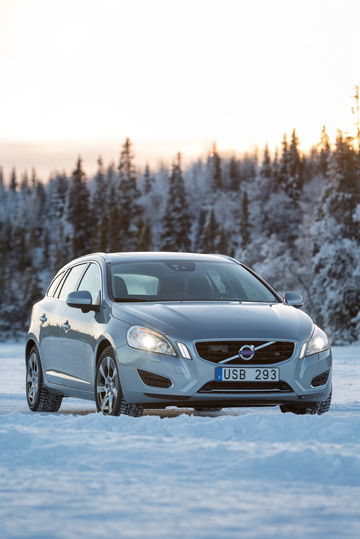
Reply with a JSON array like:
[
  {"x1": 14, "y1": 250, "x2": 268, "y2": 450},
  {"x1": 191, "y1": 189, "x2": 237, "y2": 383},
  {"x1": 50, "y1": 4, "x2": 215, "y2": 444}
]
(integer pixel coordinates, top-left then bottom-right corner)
[
  {"x1": 44, "y1": 263, "x2": 89, "y2": 387},
  {"x1": 39, "y1": 270, "x2": 67, "y2": 376}
]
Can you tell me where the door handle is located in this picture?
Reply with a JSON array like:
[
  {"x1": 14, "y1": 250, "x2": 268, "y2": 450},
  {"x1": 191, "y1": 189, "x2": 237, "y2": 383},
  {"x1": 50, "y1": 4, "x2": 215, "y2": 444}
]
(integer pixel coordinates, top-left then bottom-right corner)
[
  {"x1": 39, "y1": 314, "x2": 47, "y2": 323},
  {"x1": 62, "y1": 321, "x2": 71, "y2": 333}
]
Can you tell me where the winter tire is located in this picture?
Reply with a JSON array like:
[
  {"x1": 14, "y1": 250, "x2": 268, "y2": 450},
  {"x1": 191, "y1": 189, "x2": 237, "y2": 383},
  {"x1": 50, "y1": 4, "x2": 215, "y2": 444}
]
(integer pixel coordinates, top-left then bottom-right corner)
[
  {"x1": 26, "y1": 347, "x2": 63, "y2": 412},
  {"x1": 95, "y1": 347, "x2": 143, "y2": 417},
  {"x1": 280, "y1": 388, "x2": 332, "y2": 415}
]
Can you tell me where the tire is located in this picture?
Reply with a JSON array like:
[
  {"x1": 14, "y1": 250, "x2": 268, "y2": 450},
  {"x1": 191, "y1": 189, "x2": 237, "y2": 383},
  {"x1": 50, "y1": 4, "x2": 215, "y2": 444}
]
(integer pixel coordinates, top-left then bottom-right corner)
[
  {"x1": 280, "y1": 388, "x2": 332, "y2": 416},
  {"x1": 26, "y1": 347, "x2": 63, "y2": 412},
  {"x1": 95, "y1": 347, "x2": 143, "y2": 417}
]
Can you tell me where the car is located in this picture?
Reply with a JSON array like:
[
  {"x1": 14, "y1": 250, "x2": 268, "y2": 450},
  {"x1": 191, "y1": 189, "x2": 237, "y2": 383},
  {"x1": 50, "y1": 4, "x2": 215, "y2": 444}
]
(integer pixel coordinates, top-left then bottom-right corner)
[{"x1": 26, "y1": 252, "x2": 332, "y2": 416}]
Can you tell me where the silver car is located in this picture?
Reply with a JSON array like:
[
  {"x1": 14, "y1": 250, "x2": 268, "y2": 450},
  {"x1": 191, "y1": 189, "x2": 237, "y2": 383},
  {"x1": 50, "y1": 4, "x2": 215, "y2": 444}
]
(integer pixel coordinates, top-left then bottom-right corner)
[{"x1": 26, "y1": 252, "x2": 332, "y2": 416}]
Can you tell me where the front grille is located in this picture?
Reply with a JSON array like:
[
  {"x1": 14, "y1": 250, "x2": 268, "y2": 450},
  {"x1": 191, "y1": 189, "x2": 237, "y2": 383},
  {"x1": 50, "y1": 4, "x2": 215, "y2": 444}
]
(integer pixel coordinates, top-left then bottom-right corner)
[
  {"x1": 311, "y1": 370, "x2": 330, "y2": 387},
  {"x1": 198, "y1": 381, "x2": 293, "y2": 393},
  {"x1": 195, "y1": 341, "x2": 295, "y2": 365},
  {"x1": 137, "y1": 369, "x2": 172, "y2": 388}
]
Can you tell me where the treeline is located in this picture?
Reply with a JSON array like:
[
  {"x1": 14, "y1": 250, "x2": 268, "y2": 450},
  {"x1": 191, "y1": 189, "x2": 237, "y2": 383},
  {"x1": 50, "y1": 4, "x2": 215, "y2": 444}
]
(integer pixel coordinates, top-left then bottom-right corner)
[{"x1": 0, "y1": 130, "x2": 359, "y2": 343}]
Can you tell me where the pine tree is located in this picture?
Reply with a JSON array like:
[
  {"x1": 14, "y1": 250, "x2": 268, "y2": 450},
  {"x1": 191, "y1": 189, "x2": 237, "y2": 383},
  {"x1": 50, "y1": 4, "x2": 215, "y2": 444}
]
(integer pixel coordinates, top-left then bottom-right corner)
[
  {"x1": 0, "y1": 167, "x2": 6, "y2": 208},
  {"x1": 200, "y1": 210, "x2": 228, "y2": 254},
  {"x1": 240, "y1": 191, "x2": 250, "y2": 248},
  {"x1": 20, "y1": 171, "x2": 30, "y2": 195},
  {"x1": 135, "y1": 218, "x2": 152, "y2": 250},
  {"x1": 66, "y1": 157, "x2": 90, "y2": 257},
  {"x1": 267, "y1": 131, "x2": 304, "y2": 248},
  {"x1": 201, "y1": 210, "x2": 220, "y2": 252},
  {"x1": 278, "y1": 134, "x2": 289, "y2": 188},
  {"x1": 256, "y1": 146, "x2": 276, "y2": 235},
  {"x1": 117, "y1": 138, "x2": 141, "y2": 250},
  {"x1": 319, "y1": 125, "x2": 331, "y2": 175},
  {"x1": 91, "y1": 156, "x2": 107, "y2": 243},
  {"x1": 286, "y1": 129, "x2": 303, "y2": 200},
  {"x1": 46, "y1": 173, "x2": 69, "y2": 224},
  {"x1": 143, "y1": 163, "x2": 154, "y2": 194},
  {"x1": 9, "y1": 168, "x2": 17, "y2": 192},
  {"x1": 209, "y1": 143, "x2": 222, "y2": 190},
  {"x1": 30, "y1": 168, "x2": 37, "y2": 190},
  {"x1": 105, "y1": 184, "x2": 121, "y2": 252},
  {"x1": 195, "y1": 209, "x2": 207, "y2": 252},
  {"x1": 229, "y1": 156, "x2": 239, "y2": 191},
  {"x1": 54, "y1": 223, "x2": 68, "y2": 270},
  {"x1": 161, "y1": 153, "x2": 191, "y2": 251},
  {"x1": 311, "y1": 130, "x2": 360, "y2": 341}
]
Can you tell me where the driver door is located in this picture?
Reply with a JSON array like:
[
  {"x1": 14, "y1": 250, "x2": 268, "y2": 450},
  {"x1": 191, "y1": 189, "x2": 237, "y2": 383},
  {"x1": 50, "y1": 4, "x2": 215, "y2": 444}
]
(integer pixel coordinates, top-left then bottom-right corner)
[{"x1": 59, "y1": 262, "x2": 103, "y2": 390}]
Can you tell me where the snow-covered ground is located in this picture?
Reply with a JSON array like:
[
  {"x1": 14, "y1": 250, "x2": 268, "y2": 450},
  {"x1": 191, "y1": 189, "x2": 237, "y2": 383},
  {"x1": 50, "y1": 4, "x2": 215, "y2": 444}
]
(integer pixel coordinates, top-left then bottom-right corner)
[{"x1": 0, "y1": 343, "x2": 359, "y2": 539}]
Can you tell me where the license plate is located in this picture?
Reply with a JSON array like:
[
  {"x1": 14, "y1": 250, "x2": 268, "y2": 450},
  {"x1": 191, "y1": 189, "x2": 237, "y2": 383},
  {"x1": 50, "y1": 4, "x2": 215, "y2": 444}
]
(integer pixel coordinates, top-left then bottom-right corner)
[{"x1": 215, "y1": 367, "x2": 279, "y2": 382}]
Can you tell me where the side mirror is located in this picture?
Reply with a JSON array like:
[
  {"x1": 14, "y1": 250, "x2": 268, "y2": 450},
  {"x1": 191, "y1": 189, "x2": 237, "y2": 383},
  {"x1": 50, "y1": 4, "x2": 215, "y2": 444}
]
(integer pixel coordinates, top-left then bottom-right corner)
[
  {"x1": 66, "y1": 290, "x2": 98, "y2": 312},
  {"x1": 284, "y1": 291, "x2": 303, "y2": 308}
]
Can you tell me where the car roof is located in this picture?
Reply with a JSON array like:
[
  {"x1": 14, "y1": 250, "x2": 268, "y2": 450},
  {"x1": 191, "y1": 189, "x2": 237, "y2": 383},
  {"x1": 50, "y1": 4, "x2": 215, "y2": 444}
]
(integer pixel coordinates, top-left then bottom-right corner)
[
  {"x1": 63, "y1": 251, "x2": 237, "y2": 268},
  {"x1": 104, "y1": 252, "x2": 235, "y2": 263}
]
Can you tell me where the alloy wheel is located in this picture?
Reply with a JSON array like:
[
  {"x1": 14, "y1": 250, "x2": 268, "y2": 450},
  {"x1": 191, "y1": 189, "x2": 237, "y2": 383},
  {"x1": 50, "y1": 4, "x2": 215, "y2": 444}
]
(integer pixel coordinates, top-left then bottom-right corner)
[
  {"x1": 27, "y1": 352, "x2": 40, "y2": 406},
  {"x1": 96, "y1": 355, "x2": 120, "y2": 415}
]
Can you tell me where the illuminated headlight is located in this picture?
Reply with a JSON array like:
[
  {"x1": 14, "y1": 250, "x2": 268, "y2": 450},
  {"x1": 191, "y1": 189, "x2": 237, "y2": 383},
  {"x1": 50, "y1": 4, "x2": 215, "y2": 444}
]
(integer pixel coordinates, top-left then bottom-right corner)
[
  {"x1": 303, "y1": 325, "x2": 329, "y2": 357},
  {"x1": 127, "y1": 326, "x2": 176, "y2": 356}
]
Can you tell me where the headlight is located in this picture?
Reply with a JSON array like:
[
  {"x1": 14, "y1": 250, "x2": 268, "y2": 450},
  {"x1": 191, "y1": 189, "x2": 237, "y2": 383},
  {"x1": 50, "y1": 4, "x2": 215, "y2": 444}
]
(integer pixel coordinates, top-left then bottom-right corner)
[
  {"x1": 127, "y1": 326, "x2": 176, "y2": 356},
  {"x1": 303, "y1": 325, "x2": 329, "y2": 357}
]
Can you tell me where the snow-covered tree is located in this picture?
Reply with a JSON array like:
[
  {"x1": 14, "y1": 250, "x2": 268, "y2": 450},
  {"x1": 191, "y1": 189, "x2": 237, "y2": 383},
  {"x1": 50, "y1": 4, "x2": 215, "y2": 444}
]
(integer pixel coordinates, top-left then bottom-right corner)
[
  {"x1": 66, "y1": 157, "x2": 90, "y2": 257},
  {"x1": 161, "y1": 153, "x2": 191, "y2": 251},
  {"x1": 117, "y1": 138, "x2": 141, "y2": 250},
  {"x1": 311, "y1": 131, "x2": 360, "y2": 342}
]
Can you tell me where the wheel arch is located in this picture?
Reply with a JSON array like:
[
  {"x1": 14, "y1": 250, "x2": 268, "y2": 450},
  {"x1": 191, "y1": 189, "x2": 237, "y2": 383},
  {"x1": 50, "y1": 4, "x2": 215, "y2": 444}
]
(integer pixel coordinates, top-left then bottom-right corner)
[
  {"x1": 95, "y1": 338, "x2": 113, "y2": 365},
  {"x1": 25, "y1": 338, "x2": 38, "y2": 362}
]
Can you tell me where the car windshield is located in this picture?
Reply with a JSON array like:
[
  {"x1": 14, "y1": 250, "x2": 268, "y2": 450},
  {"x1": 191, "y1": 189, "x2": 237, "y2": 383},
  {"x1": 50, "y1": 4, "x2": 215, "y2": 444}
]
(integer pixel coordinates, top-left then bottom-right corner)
[{"x1": 110, "y1": 260, "x2": 278, "y2": 303}]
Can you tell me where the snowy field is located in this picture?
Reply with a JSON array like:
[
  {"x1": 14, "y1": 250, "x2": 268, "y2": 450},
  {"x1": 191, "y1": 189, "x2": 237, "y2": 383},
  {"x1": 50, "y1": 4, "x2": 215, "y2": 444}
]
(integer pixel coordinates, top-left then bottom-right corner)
[{"x1": 0, "y1": 343, "x2": 360, "y2": 539}]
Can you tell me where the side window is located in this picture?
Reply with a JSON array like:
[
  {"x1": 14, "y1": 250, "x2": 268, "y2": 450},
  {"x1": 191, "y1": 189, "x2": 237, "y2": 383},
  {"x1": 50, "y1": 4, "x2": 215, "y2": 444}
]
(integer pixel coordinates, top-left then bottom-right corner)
[
  {"x1": 57, "y1": 264, "x2": 88, "y2": 301},
  {"x1": 47, "y1": 271, "x2": 65, "y2": 297},
  {"x1": 78, "y1": 263, "x2": 102, "y2": 303}
]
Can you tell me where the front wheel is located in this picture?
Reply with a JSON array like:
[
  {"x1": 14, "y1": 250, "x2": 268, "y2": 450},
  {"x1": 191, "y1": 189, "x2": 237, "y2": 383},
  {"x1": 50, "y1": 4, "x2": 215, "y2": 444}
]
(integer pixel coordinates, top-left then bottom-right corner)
[
  {"x1": 95, "y1": 347, "x2": 143, "y2": 417},
  {"x1": 280, "y1": 388, "x2": 332, "y2": 415},
  {"x1": 26, "y1": 347, "x2": 63, "y2": 412}
]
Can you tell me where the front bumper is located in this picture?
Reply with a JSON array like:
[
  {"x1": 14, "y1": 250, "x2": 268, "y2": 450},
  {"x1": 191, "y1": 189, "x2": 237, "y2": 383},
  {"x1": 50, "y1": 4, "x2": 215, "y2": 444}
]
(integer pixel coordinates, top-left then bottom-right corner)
[{"x1": 115, "y1": 342, "x2": 332, "y2": 407}]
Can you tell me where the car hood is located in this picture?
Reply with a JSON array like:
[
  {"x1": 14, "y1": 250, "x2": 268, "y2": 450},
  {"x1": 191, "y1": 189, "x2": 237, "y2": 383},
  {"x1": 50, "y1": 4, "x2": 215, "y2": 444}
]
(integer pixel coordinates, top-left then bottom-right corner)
[{"x1": 111, "y1": 302, "x2": 313, "y2": 342}]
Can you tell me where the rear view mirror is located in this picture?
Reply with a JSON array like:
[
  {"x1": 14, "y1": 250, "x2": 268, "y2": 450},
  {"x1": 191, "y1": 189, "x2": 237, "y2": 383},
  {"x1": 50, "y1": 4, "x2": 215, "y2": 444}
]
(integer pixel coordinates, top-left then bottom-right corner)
[{"x1": 284, "y1": 291, "x2": 303, "y2": 308}]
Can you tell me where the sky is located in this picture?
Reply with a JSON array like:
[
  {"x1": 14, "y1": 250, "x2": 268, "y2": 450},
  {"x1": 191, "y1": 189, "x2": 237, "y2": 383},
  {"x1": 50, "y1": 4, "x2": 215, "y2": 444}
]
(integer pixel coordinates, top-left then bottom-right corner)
[{"x1": 0, "y1": 0, "x2": 359, "y2": 178}]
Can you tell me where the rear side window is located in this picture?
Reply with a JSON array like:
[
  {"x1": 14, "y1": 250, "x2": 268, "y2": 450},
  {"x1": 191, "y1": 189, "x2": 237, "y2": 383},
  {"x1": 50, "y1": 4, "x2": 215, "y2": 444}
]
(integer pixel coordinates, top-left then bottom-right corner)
[
  {"x1": 47, "y1": 271, "x2": 65, "y2": 297},
  {"x1": 57, "y1": 264, "x2": 88, "y2": 301}
]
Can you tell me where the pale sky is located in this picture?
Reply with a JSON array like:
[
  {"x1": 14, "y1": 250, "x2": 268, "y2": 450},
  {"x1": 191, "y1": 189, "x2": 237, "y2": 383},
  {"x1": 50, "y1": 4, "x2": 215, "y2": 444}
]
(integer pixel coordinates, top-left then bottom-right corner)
[{"x1": 0, "y1": 0, "x2": 359, "y2": 178}]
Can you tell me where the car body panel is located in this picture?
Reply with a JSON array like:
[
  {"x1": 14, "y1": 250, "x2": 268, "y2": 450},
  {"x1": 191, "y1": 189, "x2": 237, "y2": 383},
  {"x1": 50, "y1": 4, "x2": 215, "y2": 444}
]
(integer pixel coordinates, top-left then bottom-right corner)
[{"x1": 111, "y1": 302, "x2": 313, "y2": 342}]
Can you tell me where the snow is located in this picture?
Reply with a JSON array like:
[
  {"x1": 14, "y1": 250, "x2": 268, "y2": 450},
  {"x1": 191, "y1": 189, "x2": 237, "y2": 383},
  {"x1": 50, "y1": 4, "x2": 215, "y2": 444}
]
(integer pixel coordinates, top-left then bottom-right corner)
[{"x1": 1, "y1": 344, "x2": 360, "y2": 538}]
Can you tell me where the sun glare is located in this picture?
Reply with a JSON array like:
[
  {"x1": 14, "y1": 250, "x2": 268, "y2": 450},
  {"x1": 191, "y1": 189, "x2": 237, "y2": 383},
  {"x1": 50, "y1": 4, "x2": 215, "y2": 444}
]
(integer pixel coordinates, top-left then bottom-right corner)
[{"x1": 0, "y1": 0, "x2": 359, "y2": 175}]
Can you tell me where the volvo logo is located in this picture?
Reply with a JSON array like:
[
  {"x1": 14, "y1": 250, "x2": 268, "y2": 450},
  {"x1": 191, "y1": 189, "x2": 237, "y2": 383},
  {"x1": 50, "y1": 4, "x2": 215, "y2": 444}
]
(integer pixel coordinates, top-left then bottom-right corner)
[{"x1": 239, "y1": 344, "x2": 255, "y2": 361}]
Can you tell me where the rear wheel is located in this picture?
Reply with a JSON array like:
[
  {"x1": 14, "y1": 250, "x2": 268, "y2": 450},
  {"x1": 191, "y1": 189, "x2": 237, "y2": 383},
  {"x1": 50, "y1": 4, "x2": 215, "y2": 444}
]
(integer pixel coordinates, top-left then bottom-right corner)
[
  {"x1": 280, "y1": 388, "x2": 332, "y2": 415},
  {"x1": 26, "y1": 347, "x2": 63, "y2": 412},
  {"x1": 95, "y1": 347, "x2": 143, "y2": 417}
]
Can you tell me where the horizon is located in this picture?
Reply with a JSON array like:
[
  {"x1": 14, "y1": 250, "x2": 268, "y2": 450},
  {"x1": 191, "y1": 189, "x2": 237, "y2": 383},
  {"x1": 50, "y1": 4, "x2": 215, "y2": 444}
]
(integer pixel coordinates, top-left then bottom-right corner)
[{"x1": 0, "y1": 124, "x2": 352, "y2": 182}]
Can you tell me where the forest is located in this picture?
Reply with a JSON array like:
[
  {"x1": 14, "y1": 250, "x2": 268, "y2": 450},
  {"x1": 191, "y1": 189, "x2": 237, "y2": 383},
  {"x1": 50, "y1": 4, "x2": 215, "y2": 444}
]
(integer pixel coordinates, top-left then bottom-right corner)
[{"x1": 0, "y1": 128, "x2": 359, "y2": 343}]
